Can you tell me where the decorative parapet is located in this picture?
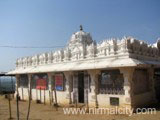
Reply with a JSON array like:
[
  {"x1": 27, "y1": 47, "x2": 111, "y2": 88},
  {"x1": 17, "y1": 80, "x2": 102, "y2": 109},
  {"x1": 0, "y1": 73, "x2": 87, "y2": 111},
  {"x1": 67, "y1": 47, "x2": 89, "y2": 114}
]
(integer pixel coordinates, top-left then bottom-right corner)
[
  {"x1": 63, "y1": 48, "x2": 71, "y2": 61},
  {"x1": 16, "y1": 36, "x2": 160, "y2": 68},
  {"x1": 52, "y1": 50, "x2": 64, "y2": 63},
  {"x1": 39, "y1": 53, "x2": 48, "y2": 65},
  {"x1": 32, "y1": 55, "x2": 39, "y2": 66},
  {"x1": 47, "y1": 52, "x2": 53, "y2": 64}
]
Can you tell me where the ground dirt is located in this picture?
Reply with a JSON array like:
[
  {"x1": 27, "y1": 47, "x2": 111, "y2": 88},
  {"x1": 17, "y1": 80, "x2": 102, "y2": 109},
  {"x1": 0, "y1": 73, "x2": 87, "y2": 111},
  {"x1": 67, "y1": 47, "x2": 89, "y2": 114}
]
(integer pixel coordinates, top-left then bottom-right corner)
[{"x1": 0, "y1": 95, "x2": 160, "y2": 120}]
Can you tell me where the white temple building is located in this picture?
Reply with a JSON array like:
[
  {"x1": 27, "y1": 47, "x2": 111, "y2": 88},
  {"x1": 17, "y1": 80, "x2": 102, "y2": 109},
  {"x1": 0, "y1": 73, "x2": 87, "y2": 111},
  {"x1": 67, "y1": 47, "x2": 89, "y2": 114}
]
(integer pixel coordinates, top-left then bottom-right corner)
[{"x1": 8, "y1": 26, "x2": 160, "y2": 109}]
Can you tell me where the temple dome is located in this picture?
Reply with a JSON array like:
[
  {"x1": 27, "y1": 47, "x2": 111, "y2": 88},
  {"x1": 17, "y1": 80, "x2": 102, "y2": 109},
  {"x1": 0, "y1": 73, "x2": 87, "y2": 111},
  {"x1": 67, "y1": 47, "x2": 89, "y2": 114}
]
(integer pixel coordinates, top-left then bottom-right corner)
[{"x1": 68, "y1": 25, "x2": 93, "y2": 48}]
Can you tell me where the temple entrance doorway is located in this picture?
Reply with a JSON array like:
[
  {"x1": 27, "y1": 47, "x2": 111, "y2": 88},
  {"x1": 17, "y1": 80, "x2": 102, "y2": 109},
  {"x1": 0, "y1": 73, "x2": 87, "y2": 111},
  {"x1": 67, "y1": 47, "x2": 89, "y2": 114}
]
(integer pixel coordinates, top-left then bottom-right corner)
[
  {"x1": 78, "y1": 72, "x2": 84, "y2": 103},
  {"x1": 154, "y1": 68, "x2": 160, "y2": 102}
]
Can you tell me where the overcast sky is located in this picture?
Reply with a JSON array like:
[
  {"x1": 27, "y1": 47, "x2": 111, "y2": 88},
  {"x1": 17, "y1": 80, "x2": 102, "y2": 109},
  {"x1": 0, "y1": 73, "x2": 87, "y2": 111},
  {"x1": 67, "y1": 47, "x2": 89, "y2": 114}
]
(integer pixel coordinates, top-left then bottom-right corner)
[{"x1": 0, "y1": 0, "x2": 160, "y2": 72}]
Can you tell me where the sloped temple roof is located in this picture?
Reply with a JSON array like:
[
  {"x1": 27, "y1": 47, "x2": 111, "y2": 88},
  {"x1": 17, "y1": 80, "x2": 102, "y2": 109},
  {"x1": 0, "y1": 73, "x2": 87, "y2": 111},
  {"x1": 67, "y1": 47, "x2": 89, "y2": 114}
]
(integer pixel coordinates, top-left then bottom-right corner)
[{"x1": 7, "y1": 26, "x2": 160, "y2": 75}]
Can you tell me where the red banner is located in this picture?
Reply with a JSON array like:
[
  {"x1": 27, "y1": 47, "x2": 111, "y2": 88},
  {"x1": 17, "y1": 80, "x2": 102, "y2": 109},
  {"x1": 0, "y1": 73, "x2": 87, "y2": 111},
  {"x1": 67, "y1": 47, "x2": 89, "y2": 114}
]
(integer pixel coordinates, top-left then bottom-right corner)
[
  {"x1": 55, "y1": 74, "x2": 63, "y2": 91},
  {"x1": 36, "y1": 78, "x2": 47, "y2": 90}
]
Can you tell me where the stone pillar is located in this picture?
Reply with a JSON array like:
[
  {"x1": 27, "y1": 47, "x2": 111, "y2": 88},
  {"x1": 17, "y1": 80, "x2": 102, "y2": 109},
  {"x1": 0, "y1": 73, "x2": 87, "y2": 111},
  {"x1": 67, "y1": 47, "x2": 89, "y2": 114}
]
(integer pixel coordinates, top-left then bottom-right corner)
[
  {"x1": 64, "y1": 72, "x2": 73, "y2": 104},
  {"x1": 15, "y1": 74, "x2": 20, "y2": 96},
  {"x1": 47, "y1": 73, "x2": 53, "y2": 91},
  {"x1": 73, "y1": 72, "x2": 78, "y2": 104},
  {"x1": 88, "y1": 70, "x2": 100, "y2": 108},
  {"x1": 120, "y1": 67, "x2": 134, "y2": 108},
  {"x1": 47, "y1": 73, "x2": 54, "y2": 105},
  {"x1": 28, "y1": 74, "x2": 32, "y2": 89},
  {"x1": 28, "y1": 74, "x2": 32, "y2": 100}
]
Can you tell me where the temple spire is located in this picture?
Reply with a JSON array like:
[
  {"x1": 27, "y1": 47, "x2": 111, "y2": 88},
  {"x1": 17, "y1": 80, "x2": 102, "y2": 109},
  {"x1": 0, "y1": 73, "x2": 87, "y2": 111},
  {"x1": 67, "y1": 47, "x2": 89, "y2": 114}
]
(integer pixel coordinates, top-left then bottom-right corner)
[{"x1": 80, "y1": 25, "x2": 83, "y2": 31}]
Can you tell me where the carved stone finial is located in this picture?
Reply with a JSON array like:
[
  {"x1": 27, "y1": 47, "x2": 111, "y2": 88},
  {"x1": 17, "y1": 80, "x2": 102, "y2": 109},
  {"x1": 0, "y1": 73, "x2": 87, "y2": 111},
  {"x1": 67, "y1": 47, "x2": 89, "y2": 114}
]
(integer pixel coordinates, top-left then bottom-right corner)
[{"x1": 80, "y1": 25, "x2": 83, "y2": 31}]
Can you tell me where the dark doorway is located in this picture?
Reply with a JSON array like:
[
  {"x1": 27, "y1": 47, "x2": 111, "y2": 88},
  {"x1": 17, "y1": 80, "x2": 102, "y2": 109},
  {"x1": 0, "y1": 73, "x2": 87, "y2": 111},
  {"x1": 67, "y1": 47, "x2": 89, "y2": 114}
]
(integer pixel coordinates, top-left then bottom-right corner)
[
  {"x1": 154, "y1": 68, "x2": 160, "y2": 102},
  {"x1": 78, "y1": 72, "x2": 84, "y2": 103}
]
